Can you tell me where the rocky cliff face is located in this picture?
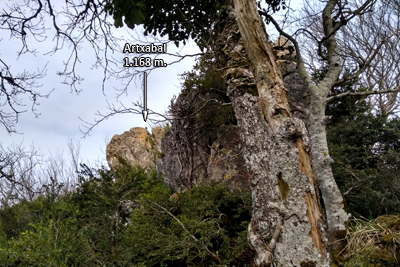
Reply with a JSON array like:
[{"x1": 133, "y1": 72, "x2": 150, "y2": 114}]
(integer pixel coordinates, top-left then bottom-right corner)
[
  {"x1": 207, "y1": 124, "x2": 249, "y2": 189},
  {"x1": 157, "y1": 124, "x2": 249, "y2": 191},
  {"x1": 106, "y1": 126, "x2": 164, "y2": 170},
  {"x1": 106, "y1": 123, "x2": 250, "y2": 192}
]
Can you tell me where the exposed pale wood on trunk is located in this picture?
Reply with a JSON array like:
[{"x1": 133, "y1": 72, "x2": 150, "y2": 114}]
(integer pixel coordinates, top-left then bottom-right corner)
[{"x1": 222, "y1": 0, "x2": 331, "y2": 265}]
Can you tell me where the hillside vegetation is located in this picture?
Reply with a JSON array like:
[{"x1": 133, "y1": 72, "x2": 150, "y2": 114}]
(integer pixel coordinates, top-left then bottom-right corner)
[{"x1": 1, "y1": 55, "x2": 400, "y2": 266}]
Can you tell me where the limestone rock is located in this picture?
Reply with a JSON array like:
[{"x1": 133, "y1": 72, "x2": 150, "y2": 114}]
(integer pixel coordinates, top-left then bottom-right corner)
[
  {"x1": 156, "y1": 129, "x2": 210, "y2": 191},
  {"x1": 156, "y1": 129, "x2": 182, "y2": 190},
  {"x1": 157, "y1": 124, "x2": 250, "y2": 191},
  {"x1": 284, "y1": 61, "x2": 308, "y2": 120},
  {"x1": 273, "y1": 36, "x2": 296, "y2": 59},
  {"x1": 106, "y1": 126, "x2": 164, "y2": 170},
  {"x1": 208, "y1": 125, "x2": 249, "y2": 189}
]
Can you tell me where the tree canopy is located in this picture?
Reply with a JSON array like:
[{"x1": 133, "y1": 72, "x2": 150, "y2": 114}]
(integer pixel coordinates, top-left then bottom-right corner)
[{"x1": 106, "y1": 0, "x2": 286, "y2": 48}]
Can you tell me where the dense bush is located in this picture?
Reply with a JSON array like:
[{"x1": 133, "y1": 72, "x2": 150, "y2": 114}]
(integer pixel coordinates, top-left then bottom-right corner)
[
  {"x1": 327, "y1": 97, "x2": 400, "y2": 218},
  {"x1": 0, "y1": 164, "x2": 253, "y2": 266},
  {"x1": 124, "y1": 180, "x2": 252, "y2": 266}
]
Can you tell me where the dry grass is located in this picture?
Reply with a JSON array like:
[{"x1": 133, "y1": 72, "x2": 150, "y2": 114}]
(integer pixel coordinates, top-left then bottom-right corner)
[{"x1": 339, "y1": 214, "x2": 400, "y2": 266}]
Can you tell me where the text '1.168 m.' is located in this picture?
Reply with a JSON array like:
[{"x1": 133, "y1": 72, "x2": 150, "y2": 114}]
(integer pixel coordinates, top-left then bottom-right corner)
[{"x1": 123, "y1": 57, "x2": 167, "y2": 68}]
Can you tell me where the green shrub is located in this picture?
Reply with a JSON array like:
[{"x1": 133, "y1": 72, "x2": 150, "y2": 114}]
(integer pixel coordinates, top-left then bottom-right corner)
[
  {"x1": 0, "y1": 163, "x2": 254, "y2": 266},
  {"x1": 123, "y1": 181, "x2": 253, "y2": 266}
]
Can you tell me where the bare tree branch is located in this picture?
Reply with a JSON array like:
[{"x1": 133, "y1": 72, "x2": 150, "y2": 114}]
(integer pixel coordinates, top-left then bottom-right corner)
[
  {"x1": 0, "y1": 59, "x2": 51, "y2": 133},
  {"x1": 0, "y1": 143, "x2": 43, "y2": 207},
  {"x1": 326, "y1": 86, "x2": 400, "y2": 103},
  {"x1": 78, "y1": 99, "x2": 170, "y2": 138},
  {"x1": 282, "y1": 0, "x2": 400, "y2": 115},
  {"x1": 0, "y1": 140, "x2": 84, "y2": 208}
]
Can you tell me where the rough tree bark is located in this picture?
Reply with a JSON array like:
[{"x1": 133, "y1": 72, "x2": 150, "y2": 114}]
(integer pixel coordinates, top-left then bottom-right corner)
[{"x1": 213, "y1": 0, "x2": 351, "y2": 265}]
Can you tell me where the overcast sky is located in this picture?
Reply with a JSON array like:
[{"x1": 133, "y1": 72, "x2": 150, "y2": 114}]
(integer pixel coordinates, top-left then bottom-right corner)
[{"x1": 0, "y1": 2, "x2": 200, "y2": 168}]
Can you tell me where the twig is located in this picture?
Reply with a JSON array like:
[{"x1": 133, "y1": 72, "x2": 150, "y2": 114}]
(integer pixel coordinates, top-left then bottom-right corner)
[{"x1": 326, "y1": 86, "x2": 400, "y2": 103}]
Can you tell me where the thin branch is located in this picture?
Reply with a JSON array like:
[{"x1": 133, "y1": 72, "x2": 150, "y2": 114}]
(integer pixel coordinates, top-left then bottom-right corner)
[
  {"x1": 326, "y1": 86, "x2": 400, "y2": 103},
  {"x1": 335, "y1": 28, "x2": 400, "y2": 86},
  {"x1": 146, "y1": 199, "x2": 223, "y2": 264}
]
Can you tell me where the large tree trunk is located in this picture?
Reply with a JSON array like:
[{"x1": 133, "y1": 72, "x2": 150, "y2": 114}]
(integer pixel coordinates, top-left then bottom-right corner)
[{"x1": 214, "y1": 0, "x2": 348, "y2": 265}]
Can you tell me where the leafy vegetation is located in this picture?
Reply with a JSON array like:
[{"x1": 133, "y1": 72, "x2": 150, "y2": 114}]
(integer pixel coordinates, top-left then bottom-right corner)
[
  {"x1": 179, "y1": 55, "x2": 237, "y2": 143},
  {"x1": 326, "y1": 93, "x2": 400, "y2": 218},
  {"x1": 105, "y1": 0, "x2": 231, "y2": 49},
  {"x1": 105, "y1": 0, "x2": 286, "y2": 49},
  {"x1": 0, "y1": 163, "x2": 253, "y2": 266}
]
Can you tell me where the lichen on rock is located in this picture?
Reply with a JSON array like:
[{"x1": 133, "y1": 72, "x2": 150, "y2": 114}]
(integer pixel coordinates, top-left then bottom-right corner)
[{"x1": 106, "y1": 126, "x2": 165, "y2": 170}]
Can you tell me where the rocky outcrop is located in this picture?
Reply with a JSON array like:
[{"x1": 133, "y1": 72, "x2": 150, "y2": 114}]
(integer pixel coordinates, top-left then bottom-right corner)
[
  {"x1": 156, "y1": 129, "x2": 184, "y2": 190},
  {"x1": 207, "y1": 125, "x2": 249, "y2": 189},
  {"x1": 157, "y1": 124, "x2": 250, "y2": 191},
  {"x1": 156, "y1": 128, "x2": 211, "y2": 191},
  {"x1": 106, "y1": 126, "x2": 164, "y2": 170},
  {"x1": 273, "y1": 36, "x2": 296, "y2": 59}
]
